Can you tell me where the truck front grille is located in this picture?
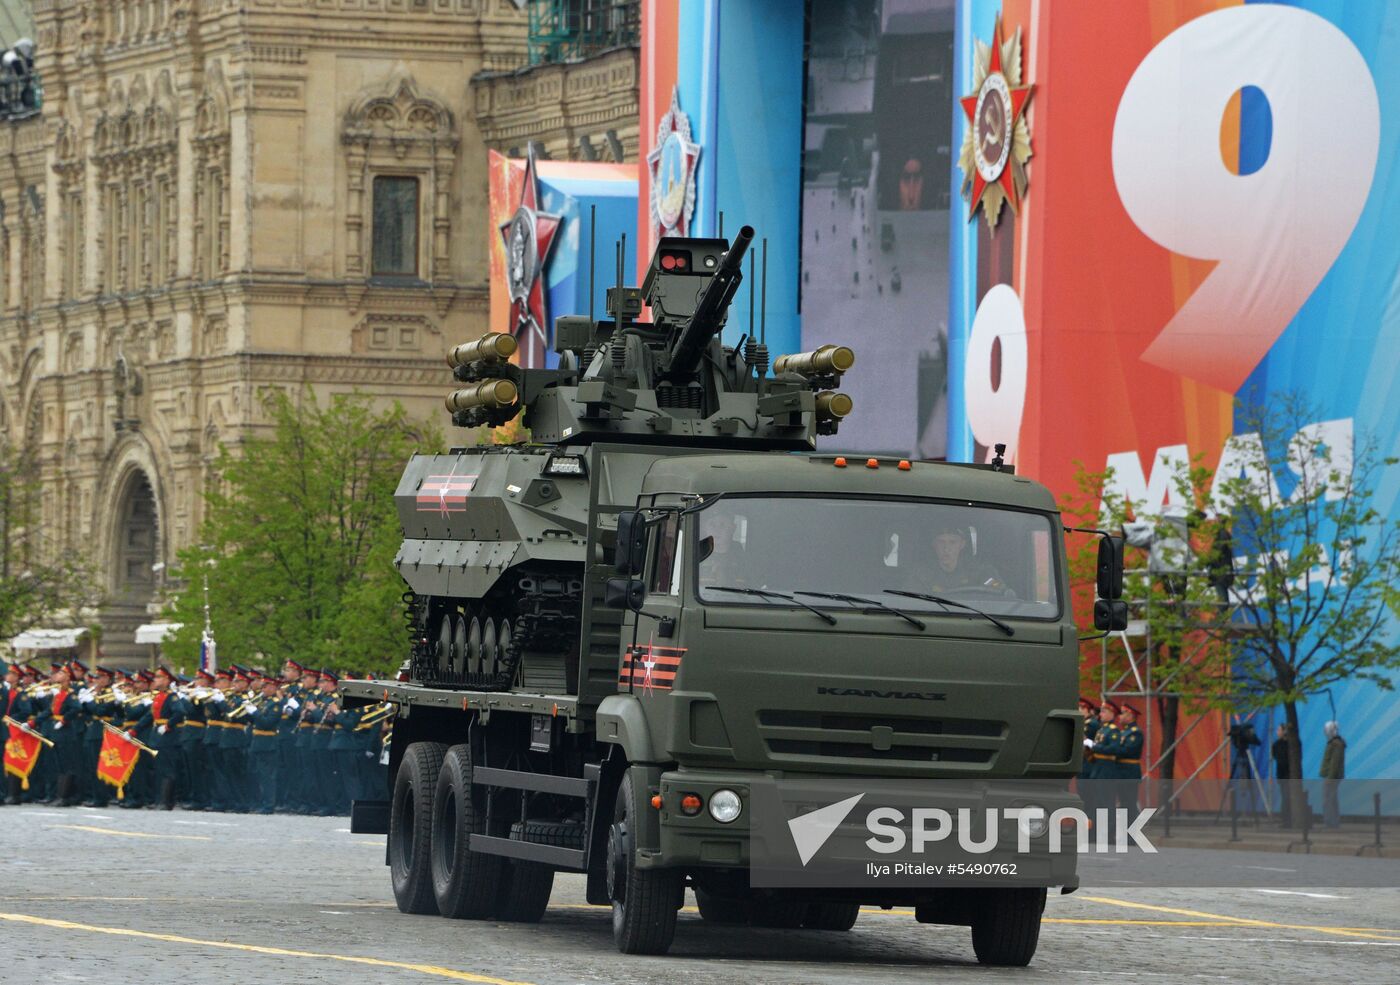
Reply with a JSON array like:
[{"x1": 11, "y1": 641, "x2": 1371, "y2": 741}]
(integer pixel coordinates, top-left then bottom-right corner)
[{"x1": 757, "y1": 710, "x2": 1005, "y2": 767}]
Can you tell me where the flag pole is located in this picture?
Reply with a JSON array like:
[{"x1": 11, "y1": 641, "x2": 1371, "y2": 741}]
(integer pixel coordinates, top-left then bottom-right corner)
[
  {"x1": 3, "y1": 715, "x2": 54, "y2": 748},
  {"x1": 101, "y1": 720, "x2": 159, "y2": 758}
]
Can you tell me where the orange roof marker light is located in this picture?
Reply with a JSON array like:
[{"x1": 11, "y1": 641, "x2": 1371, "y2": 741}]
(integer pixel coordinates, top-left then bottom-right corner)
[
  {"x1": 833, "y1": 457, "x2": 848, "y2": 468},
  {"x1": 866, "y1": 458, "x2": 880, "y2": 469},
  {"x1": 898, "y1": 460, "x2": 912, "y2": 471}
]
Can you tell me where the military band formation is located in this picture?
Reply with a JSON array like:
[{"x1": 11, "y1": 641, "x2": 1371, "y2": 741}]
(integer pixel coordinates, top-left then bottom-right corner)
[{"x1": 2, "y1": 658, "x2": 391, "y2": 813}]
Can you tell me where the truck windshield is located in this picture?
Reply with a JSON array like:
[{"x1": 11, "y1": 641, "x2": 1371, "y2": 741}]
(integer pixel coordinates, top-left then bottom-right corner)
[{"x1": 694, "y1": 497, "x2": 1060, "y2": 620}]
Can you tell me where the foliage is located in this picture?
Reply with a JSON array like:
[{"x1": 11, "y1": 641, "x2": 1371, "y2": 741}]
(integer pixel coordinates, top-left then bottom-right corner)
[
  {"x1": 0, "y1": 439, "x2": 102, "y2": 648},
  {"x1": 163, "y1": 389, "x2": 439, "y2": 674},
  {"x1": 1214, "y1": 395, "x2": 1400, "y2": 746}
]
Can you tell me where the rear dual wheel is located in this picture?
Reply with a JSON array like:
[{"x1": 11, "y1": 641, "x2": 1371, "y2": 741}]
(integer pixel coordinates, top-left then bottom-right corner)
[
  {"x1": 389, "y1": 741, "x2": 448, "y2": 914},
  {"x1": 430, "y1": 745, "x2": 502, "y2": 919}
]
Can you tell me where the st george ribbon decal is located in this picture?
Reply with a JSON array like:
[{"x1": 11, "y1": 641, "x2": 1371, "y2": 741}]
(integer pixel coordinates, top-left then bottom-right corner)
[{"x1": 959, "y1": 15, "x2": 1035, "y2": 230}]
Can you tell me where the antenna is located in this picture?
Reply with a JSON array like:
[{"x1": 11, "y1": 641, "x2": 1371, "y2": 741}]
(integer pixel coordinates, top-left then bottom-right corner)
[
  {"x1": 718, "y1": 211, "x2": 724, "y2": 239},
  {"x1": 748, "y1": 249, "x2": 755, "y2": 335},
  {"x1": 760, "y1": 238, "x2": 769, "y2": 345},
  {"x1": 589, "y1": 204, "x2": 596, "y2": 322}
]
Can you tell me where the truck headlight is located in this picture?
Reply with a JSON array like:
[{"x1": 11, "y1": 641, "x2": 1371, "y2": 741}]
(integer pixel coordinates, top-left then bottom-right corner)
[
  {"x1": 1017, "y1": 806, "x2": 1049, "y2": 839},
  {"x1": 709, "y1": 789, "x2": 742, "y2": 823}
]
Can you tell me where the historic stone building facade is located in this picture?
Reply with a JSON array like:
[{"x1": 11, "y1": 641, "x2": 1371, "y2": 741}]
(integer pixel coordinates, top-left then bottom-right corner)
[
  {"x1": 0, "y1": 1, "x2": 535, "y2": 663},
  {"x1": 0, "y1": 1, "x2": 640, "y2": 665}
]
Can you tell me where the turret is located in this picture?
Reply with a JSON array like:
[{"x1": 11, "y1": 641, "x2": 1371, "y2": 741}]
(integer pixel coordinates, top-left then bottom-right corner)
[{"x1": 438, "y1": 227, "x2": 856, "y2": 449}]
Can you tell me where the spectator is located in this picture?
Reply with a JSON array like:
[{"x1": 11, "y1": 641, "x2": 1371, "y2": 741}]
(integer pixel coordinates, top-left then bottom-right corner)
[
  {"x1": 1271, "y1": 723, "x2": 1293, "y2": 826},
  {"x1": 1320, "y1": 721, "x2": 1346, "y2": 829}
]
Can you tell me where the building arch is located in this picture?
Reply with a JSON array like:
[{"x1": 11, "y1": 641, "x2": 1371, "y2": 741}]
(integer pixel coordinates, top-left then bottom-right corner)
[{"x1": 95, "y1": 434, "x2": 169, "y2": 664}]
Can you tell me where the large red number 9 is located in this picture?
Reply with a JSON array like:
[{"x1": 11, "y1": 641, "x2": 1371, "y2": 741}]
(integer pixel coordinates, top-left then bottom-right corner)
[{"x1": 1112, "y1": 6, "x2": 1378, "y2": 393}]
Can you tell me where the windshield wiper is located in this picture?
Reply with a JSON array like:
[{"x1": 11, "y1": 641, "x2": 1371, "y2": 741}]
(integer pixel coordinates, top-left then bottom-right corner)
[
  {"x1": 794, "y1": 591, "x2": 926, "y2": 631},
  {"x1": 882, "y1": 589, "x2": 1015, "y2": 637},
  {"x1": 705, "y1": 585, "x2": 838, "y2": 625}
]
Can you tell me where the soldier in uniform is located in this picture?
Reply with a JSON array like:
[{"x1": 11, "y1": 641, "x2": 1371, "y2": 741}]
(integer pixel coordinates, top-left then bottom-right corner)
[
  {"x1": 221, "y1": 668, "x2": 255, "y2": 811},
  {"x1": 276, "y1": 661, "x2": 307, "y2": 812},
  {"x1": 306, "y1": 669, "x2": 341, "y2": 815},
  {"x1": 132, "y1": 666, "x2": 182, "y2": 809},
  {"x1": 249, "y1": 675, "x2": 284, "y2": 813},
  {"x1": 924, "y1": 518, "x2": 1009, "y2": 594},
  {"x1": 115, "y1": 672, "x2": 153, "y2": 808},
  {"x1": 32, "y1": 663, "x2": 80, "y2": 805},
  {"x1": 202, "y1": 669, "x2": 232, "y2": 811},
  {"x1": 293, "y1": 668, "x2": 322, "y2": 813},
  {"x1": 80, "y1": 667, "x2": 119, "y2": 807},
  {"x1": 1, "y1": 663, "x2": 24, "y2": 805},
  {"x1": 1079, "y1": 697, "x2": 1099, "y2": 780},
  {"x1": 1110, "y1": 703, "x2": 1144, "y2": 824},
  {"x1": 1086, "y1": 700, "x2": 1120, "y2": 837},
  {"x1": 172, "y1": 671, "x2": 209, "y2": 809},
  {"x1": 328, "y1": 679, "x2": 357, "y2": 810}
]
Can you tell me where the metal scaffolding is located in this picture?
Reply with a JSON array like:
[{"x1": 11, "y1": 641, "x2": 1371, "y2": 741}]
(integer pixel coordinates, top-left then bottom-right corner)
[
  {"x1": 1098, "y1": 569, "x2": 1251, "y2": 809},
  {"x1": 527, "y1": 0, "x2": 640, "y2": 66}
]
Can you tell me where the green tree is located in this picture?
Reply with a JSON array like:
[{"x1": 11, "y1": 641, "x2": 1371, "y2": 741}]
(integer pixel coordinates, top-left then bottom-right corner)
[
  {"x1": 0, "y1": 439, "x2": 102, "y2": 646},
  {"x1": 1211, "y1": 395, "x2": 1400, "y2": 819},
  {"x1": 164, "y1": 389, "x2": 438, "y2": 674}
]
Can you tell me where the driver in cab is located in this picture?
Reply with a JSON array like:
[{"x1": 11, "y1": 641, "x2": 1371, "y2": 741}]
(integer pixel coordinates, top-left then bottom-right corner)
[
  {"x1": 698, "y1": 510, "x2": 748, "y2": 587},
  {"x1": 927, "y1": 519, "x2": 1009, "y2": 594}
]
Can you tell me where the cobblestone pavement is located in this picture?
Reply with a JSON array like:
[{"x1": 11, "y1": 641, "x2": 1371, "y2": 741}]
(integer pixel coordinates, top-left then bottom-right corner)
[{"x1": 3, "y1": 804, "x2": 1397, "y2": 984}]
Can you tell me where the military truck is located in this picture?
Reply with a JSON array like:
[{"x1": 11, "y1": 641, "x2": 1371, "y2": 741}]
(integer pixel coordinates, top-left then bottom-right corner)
[{"x1": 342, "y1": 226, "x2": 1125, "y2": 966}]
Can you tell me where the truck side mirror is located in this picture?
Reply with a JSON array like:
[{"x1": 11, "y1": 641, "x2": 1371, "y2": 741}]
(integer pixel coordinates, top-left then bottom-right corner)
[
  {"x1": 1097, "y1": 535, "x2": 1125, "y2": 600},
  {"x1": 1094, "y1": 599, "x2": 1129, "y2": 632},
  {"x1": 615, "y1": 511, "x2": 647, "y2": 575},
  {"x1": 605, "y1": 577, "x2": 647, "y2": 612}
]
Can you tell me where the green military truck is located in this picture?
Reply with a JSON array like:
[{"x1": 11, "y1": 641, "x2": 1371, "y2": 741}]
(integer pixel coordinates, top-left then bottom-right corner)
[{"x1": 342, "y1": 227, "x2": 1123, "y2": 966}]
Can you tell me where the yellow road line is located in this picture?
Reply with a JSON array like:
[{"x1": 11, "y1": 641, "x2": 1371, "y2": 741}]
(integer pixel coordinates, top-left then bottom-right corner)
[
  {"x1": 0, "y1": 912, "x2": 536, "y2": 985},
  {"x1": 1081, "y1": 895, "x2": 1400, "y2": 942},
  {"x1": 49, "y1": 824, "x2": 213, "y2": 842}
]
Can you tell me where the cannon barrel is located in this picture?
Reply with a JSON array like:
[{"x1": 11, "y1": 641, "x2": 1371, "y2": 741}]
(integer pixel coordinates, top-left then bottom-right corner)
[
  {"x1": 444, "y1": 379, "x2": 518, "y2": 413},
  {"x1": 447, "y1": 332, "x2": 517, "y2": 368},
  {"x1": 665, "y1": 225, "x2": 754, "y2": 381}
]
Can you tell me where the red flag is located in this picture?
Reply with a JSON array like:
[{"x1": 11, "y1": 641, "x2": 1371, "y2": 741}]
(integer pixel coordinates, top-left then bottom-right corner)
[
  {"x1": 96, "y1": 728, "x2": 142, "y2": 800},
  {"x1": 4, "y1": 723, "x2": 43, "y2": 791}
]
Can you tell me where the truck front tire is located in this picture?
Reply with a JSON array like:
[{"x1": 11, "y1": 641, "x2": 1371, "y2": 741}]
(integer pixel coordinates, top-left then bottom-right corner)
[
  {"x1": 431, "y1": 744, "x2": 502, "y2": 919},
  {"x1": 608, "y1": 773, "x2": 682, "y2": 954},
  {"x1": 969, "y1": 887, "x2": 1046, "y2": 966},
  {"x1": 803, "y1": 901, "x2": 860, "y2": 931},
  {"x1": 389, "y1": 741, "x2": 447, "y2": 915}
]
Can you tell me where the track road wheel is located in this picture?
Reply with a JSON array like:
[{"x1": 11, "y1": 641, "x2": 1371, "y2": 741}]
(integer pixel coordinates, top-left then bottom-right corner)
[
  {"x1": 465, "y1": 615, "x2": 483, "y2": 675},
  {"x1": 430, "y1": 744, "x2": 502, "y2": 919},
  {"x1": 495, "y1": 619, "x2": 513, "y2": 679},
  {"x1": 695, "y1": 889, "x2": 752, "y2": 925},
  {"x1": 389, "y1": 741, "x2": 447, "y2": 914},
  {"x1": 436, "y1": 615, "x2": 454, "y2": 677},
  {"x1": 803, "y1": 901, "x2": 860, "y2": 931},
  {"x1": 481, "y1": 619, "x2": 498, "y2": 678},
  {"x1": 970, "y1": 887, "x2": 1046, "y2": 967},
  {"x1": 608, "y1": 773, "x2": 682, "y2": 954}
]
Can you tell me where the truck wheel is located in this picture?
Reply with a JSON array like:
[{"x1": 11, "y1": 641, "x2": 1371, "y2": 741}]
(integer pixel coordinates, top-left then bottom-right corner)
[
  {"x1": 608, "y1": 773, "x2": 682, "y2": 954},
  {"x1": 389, "y1": 741, "x2": 447, "y2": 915},
  {"x1": 495, "y1": 821, "x2": 574, "y2": 922},
  {"x1": 430, "y1": 744, "x2": 501, "y2": 919},
  {"x1": 803, "y1": 901, "x2": 860, "y2": 931},
  {"x1": 695, "y1": 889, "x2": 752, "y2": 925},
  {"x1": 750, "y1": 899, "x2": 808, "y2": 928},
  {"x1": 969, "y1": 887, "x2": 1046, "y2": 966}
]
